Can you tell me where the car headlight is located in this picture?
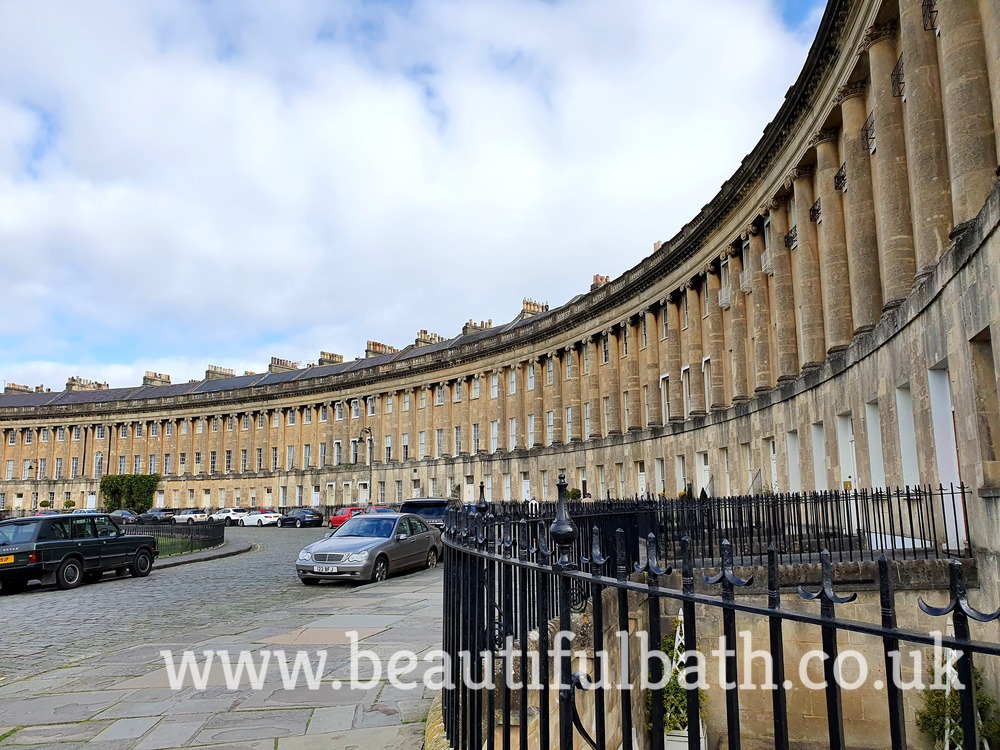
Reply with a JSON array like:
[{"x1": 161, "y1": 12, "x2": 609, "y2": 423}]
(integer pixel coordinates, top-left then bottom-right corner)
[
  {"x1": 347, "y1": 550, "x2": 369, "y2": 563},
  {"x1": 298, "y1": 551, "x2": 312, "y2": 562}
]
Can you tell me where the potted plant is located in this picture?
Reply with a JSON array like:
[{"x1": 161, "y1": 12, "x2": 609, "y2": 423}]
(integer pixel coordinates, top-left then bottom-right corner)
[{"x1": 647, "y1": 616, "x2": 707, "y2": 750}]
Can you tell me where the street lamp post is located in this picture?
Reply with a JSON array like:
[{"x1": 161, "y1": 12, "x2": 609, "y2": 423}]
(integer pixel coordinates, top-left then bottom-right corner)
[{"x1": 358, "y1": 427, "x2": 374, "y2": 506}]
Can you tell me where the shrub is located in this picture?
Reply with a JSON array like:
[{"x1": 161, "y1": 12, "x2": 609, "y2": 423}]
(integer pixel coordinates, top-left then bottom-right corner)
[
  {"x1": 915, "y1": 667, "x2": 1000, "y2": 750},
  {"x1": 647, "y1": 617, "x2": 706, "y2": 732}
]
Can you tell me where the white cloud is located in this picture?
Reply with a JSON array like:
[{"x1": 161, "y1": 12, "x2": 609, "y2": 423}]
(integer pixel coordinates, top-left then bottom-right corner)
[{"x1": 0, "y1": 0, "x2": 822, "y2": 389}]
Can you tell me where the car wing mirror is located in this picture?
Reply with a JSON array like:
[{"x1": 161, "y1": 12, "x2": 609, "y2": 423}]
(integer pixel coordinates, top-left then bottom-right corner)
[
  {"x1": 395, "y1": 533, "x2": 409, "y2": 542},
  {"x1": 324, "y1": 531, "x2": 333, "y2": 539}
]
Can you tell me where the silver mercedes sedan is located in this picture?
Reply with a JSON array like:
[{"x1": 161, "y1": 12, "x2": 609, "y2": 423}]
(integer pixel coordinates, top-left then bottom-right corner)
[{"x1": 295, "y1": 512, "x2": 442, "y2": 585}]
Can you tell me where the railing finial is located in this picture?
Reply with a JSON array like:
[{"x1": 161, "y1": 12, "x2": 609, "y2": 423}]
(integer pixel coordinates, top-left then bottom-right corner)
[
  {"x1": 550, "y1": 472, "x2": 577, "y2": 570},
  {"x1": 476, "y1": 481, "x2": 487, "y2": 514}
]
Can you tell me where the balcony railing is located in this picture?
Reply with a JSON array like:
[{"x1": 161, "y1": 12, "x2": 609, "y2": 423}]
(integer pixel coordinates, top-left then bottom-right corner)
[
  {"x1": 922, "y1": 0, "x2": 938, "y2": 31},
  {"x1": 785, "y1": 224, "x2": 798, "y2": 249},
  {"x1": 810, "y1": 197, "x2": 822, "y2": 223},
  {"x1": 834, "y1": 162, "x2": 847, "y2": 192},
  {"x1": 862, "y1": 110, "x2": 876, "y2": 152},
  {"x1": 717, "y1": 284, "x2": 731, "y2": 309},
  {"x1": 891, "y1": 54, "x2": 904, "y2": 97},
  {"x1": 761, "y1": 249, "x2": 773, "y2": 275},
  {"x1": 739, "y1": 269, "x2": 752, "y2": 293}
]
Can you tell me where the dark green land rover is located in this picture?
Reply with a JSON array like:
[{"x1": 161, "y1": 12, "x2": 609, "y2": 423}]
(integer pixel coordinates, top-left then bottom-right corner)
[{"x1": 0, "y1": 513, "x2": 158, "y2": 594}]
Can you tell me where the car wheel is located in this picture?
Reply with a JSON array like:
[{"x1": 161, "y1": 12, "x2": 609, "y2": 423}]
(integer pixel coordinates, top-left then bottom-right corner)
[
  {"x1": 329, "y1": 521, "x2": 334, "y2": 529},
  {"x1": 295, "y1": 519, "x2": 302, "y2": 528},
  {"x1": 370, "y1": 556, "x2": 388, "y2": 583},
  {"x1": 188, "y1": 518, "x2": 195, "y2": 525},
  {"x1": 239, "y1": 519, "x2": 245, "y2": 527},
  {"x1": 224, "y1": 518, "x2": 231, "y2": 527},
  {"x1": 130, "y1": 550, "x2": 153, "y2": 578},
  {"x1": 301, "y1": 577, "x2": 320, "y2": 586},
  {"x1": 56, "y1": 558, "x2": 84, "y2": 590},
  {"x1": 426, "y1": 548, "x2": 438, "y2": 569},
  {"x1": 277, "y1": 519, "x2": 283, "y2": 528},
  {"x1": 257, "y1": 520, "x2": 263, "y2": 527}
]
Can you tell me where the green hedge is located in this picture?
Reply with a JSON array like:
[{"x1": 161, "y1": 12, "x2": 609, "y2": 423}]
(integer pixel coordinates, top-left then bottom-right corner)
[{"x1": 100, "y1": 474, "x2": 161, "y2": 514}]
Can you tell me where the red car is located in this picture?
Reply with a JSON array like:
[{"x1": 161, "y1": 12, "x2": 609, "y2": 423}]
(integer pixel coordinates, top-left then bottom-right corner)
[{"x1": 327, "y1": 506, "x2": 365, "y2": 529}]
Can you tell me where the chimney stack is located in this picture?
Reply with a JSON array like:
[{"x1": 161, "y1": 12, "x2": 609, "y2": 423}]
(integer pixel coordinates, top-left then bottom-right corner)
[
  {"x1": 318, "y1": 351, "x2": 344, "y2": 365},
  {"x1": 462, "y1": 319, "x2": 493, "y2": 335},
  {"x1": 204, "y1": 365, "x2": 235, "y2": 381},
  {"x1": 590, "y1": 274, "x2": 610, "y2": 291},
  {"x1": 142, "y1": 371, "x2": 171, "y2": 386},
  {"x1": 365, "y1": 341, "x2": 399, "y2": 358},
  {"x1": 521, "y1": 298, "x2": 549, "y2": 317},
  {"x1": 268, "y1": 357, "x2": 299, "y2": 374},
  {"x1": 65, "y1": 376, "x2": 109, "y2": 392}
]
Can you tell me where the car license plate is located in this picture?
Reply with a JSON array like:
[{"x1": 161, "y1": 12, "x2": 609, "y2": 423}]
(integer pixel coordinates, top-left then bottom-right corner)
[
  {"x1": 0, "y1": 555, "x2": 13, "y2": 565},
  {"x1": 313, "y1": 565, "x2": 338, "y2": 573}
]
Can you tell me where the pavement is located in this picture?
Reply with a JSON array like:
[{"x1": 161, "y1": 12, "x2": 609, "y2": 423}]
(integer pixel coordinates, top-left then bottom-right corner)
[{"x1": 0, "y1": 526, "x2": 443, "y2": 749}]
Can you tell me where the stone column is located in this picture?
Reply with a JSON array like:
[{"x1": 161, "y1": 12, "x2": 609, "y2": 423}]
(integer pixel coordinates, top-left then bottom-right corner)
[
  {"x1": 704, "y1": 268, "x2": 726, "y2": 407},
  {"x1": 898, "y1": 0, "x2": 954, "y2": 271},
  {"x1": 938, "y1": 0, "x2": 998, "y2": 224},
  {"x1": 836, "y1": 83, "x2": 884, "y2": 331},
  {"x1": 586, "y1": 339, "x2": 600, "y2": 438},
  {"x1": 665, "y1": 301, "x2": 684, "y2": 421},
  {"x1": 728, "y1": 249, "x2": 751, "y2": 400},
  {"x1": 548, "y1": 354, "x2": 562, "y2": 445},
  {"x1": 644, "y1": 309, "x2": 664, "y2": 423},
  {"x1": 532, "y1": 363, "x2": 544, "y2": 446},
  {"x1": 748, "y1": 225, "x2": 775, "y2": 389},
  {"x1": 624, "y1": 319, "x2": 642, "y2": 430},
  {"x1": 812, "y1": 129, "x2": 853, "y2": 351},
  {"x1": 686, "y1": 284, "x2": 707, "y2": 414},
  {"x1": 789, "y1": 167, "x2": 827, "y2": 367},
  {"x1": 978, "y1": 0, "x2": 1000, "y2": 160},
  {"x1": 765, "y1": 197, "x2": 800, "y2": 380},
  {"x1": 568, "y1": 347, "x2": 583, "y2": 440},
  {"x1": 606, "y1": 332, "x2": 623, "y2": 434},
  {"x1": 863, "y1": 22, "x2": 917, "y2": 307}
]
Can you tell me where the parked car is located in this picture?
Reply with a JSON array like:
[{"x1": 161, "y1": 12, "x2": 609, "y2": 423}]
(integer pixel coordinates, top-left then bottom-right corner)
[
  {"x1": 209, "y1": 507, "x2": 248, "y2": 526},
  {"x1": 33, "y1": 509, "x2": 59, "y2": 516},
  {"x1": 71, "y1": 508, "x2": 94, "y2": 514},
  {"x1": 173, "y1": 509, "x2": 209, "y2": 525},
  {"x1": 365, "y1": 506, "x2": 396, "y2": 514},
  {"x1": 108, "y1": 509, "x2": 139, "y2": 525},
  {"x1": 0, "y1": 513, "x2": 158, "y2": 593},
  {"x1": 136, "y1": 508, "x2": 175, "y2": 524},
  {"x1": 328, "y1": 506, "x2": 365, "y2": 530},
  {"x1": 240, "y1": 509, "x2": 281, "y2": 527},
  {"x1": 398, "y1": 498, "x2": 450, "y2": 531},
  {"x1": 296, "y1": 512, "x2": 441, "y2": 585},
  {"x1": 276, "y1": 508, "x2": 324, "y2": 528}
]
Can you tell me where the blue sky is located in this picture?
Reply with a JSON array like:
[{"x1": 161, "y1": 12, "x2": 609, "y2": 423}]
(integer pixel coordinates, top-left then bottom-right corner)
[{"x1": 0, "y1": 0, "x2": 825, "y2": 390}]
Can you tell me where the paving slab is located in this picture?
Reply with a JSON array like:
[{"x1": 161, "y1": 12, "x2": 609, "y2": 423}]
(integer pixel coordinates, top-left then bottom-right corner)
[{"x1": 278, "y1": 724, "x2": 426, "y2": 749}]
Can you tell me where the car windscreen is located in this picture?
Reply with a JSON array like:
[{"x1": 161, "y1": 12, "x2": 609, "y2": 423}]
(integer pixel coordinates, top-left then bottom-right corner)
[
  {"x1": 401, "y1": 504, "x2": 447, "y2": 520},
  {"x1": 335, "y1": 516, "x2": 396, "y2": 538},
  {"x1": 0, "y1": 520, "x2": 41, "y2": 545}
]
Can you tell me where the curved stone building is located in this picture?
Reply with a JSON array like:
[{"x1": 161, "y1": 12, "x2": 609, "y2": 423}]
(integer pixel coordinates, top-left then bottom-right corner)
[{"x1": 2, "y1": 0, "x2": 998, "y2": 545}]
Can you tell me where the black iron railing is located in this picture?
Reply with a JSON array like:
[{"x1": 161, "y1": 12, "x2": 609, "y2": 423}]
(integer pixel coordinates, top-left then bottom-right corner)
[
  {"x1": 862, "y1": 111, "x2": 876, "y2": 152},
  {"x1": 834, "y1": 162, "x2": 847, "y2": 192},
  {"x1": 784, "y1": 225, "x2": 798, "y2": 249},
  {"x1": 124, "y1": 521, "x2": 225, "y2": 555},
  {"x1": 892, "y1": 54, "x2": 905, "y2": 97},
  {"x1": 922, "y1": 0, "x2": 938, "y2": 31},
  {"x1": 442, "y1": 477, "x2": 991, "y2": 750},
  {"x1": 809, "y1": 197, "x2": 822, "y2": 223}
]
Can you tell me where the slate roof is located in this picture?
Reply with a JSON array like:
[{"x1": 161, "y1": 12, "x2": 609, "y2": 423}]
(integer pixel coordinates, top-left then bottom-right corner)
[{"x1": 0, "y1": 300, "x2": 572, "y2": 410}]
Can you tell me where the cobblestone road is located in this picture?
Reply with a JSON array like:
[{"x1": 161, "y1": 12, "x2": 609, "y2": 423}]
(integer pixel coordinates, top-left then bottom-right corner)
[
  {"x1": 0, "y1": 526, "x2": 443, "y2": 749},
  {"x1": 0, "y1": 527, "x2": 333, "y2": 682}
]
